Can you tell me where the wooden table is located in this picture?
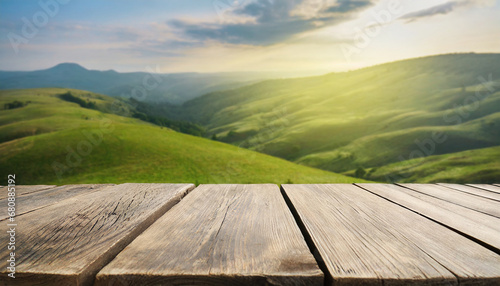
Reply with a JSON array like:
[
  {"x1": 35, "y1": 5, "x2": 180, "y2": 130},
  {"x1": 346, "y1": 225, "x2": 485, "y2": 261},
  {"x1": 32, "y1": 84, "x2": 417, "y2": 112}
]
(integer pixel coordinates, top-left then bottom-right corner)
[{"x1": 1, "y1": 184, "x2": 499, "y2": 285}]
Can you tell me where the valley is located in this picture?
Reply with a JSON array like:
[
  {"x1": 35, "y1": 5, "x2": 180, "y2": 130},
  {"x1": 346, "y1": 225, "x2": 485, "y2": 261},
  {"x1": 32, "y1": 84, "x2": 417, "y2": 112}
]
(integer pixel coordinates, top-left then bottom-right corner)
[
  {"x1": 0, "y1": 88, "x2": 366, "y2": 184},
  {"x1": 2, "y1": 54, "x2": 499, "y2": 183},
  {"x1": 170, "y1": 54, "x2": 500, "y2": 182}
]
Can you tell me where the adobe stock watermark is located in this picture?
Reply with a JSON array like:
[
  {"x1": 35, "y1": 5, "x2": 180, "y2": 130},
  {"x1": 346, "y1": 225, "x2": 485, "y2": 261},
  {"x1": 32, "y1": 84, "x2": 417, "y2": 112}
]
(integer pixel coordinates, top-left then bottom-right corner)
[
  {"x1": 52, "y1": 65, "x2": 165, "y2": 180},
  {"x1": 212, "y1": 107, "x2": 291, "y2": 183},
  {"x1": 6, "y1": 175, "x2": 17, "y2": 279},
  {"x1": 443, "y1": 74, "x2": 498, "y2": 125},
  {"x1": 239, "y1": 106, "x2": 290, "y2": 160},
  {"x1": 212, "y1": 0, "x2": 251, "y2": 22},
  {"x1": 8, "y1": 0, "x2": 71, "y2": 54},
  {"x1": 110, "y1": 64, "x2": 166, "y2": 115},
  {"x1": 340, "y1": 0, "x2": 403, "y2": 62},
  {"x1": 51, "y1": 119, "x2": 115, "y2": 180},
  {"x1": 387, "y1": 74, "x2": 499, "y2": 182}
]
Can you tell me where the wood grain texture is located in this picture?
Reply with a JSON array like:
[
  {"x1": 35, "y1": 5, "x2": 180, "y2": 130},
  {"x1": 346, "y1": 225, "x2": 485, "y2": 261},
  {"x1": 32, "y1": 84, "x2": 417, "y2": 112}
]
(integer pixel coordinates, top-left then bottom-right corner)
[
  {"x1": 467, "y1": 184, "x2": 500, "y2": 194},
  {"x1": 283, "y1": 184, "x2": 500, "y2": 285},
  {"x1": 0, "y1": 184, "x2": 114, "y2": 221},
  {"x1": 358, "y1": 184, "x2": 500, "y2": 253},
  {"x1": 0, "y1": 185, "x2": 56, "y2": 199},
  {"x1": 0, "y1": 183, "x2": 194, "y2": 286},
  {"x1": 95, "y1": 184, "x2": 323, "y2": 286},
  {"x1": 400, "y1": 183, "x2": 500, "y2": 218},
  {"x1": 437, "y1": 183, "x2": 500, "y2": 202}
]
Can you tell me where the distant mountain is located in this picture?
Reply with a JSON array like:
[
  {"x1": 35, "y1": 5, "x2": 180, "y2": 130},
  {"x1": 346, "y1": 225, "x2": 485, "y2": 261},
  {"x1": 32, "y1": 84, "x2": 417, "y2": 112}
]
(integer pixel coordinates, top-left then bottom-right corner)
[
  {"x1": 172, "y1": 53, "x2": 500, "y2": 182},
  {"x1": 48, "y1": 63, "x2": 89, "y2": 72},
  {"x1": 0, "y1": 63, "x2": 290, "y2": 105}
]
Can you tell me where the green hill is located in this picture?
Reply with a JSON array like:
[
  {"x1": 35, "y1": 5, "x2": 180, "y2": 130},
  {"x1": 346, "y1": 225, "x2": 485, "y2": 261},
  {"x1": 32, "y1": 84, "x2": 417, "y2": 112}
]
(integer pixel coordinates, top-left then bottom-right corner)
[
  {"x1": 172, "y1": 53, "x2": 500, "y2": 182},
  {"x1": 0, "y1": 88, "x2": 366, "y2": 185},
  {"x1": 346, "y1": 146, "x2": 500, "y2": 183}
]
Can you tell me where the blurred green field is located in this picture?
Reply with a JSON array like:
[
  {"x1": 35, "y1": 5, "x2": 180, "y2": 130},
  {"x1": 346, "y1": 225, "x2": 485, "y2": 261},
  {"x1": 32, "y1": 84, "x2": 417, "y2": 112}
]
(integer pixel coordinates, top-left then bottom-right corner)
[
  {"x1": 175, "y1": 54, "x2": 500, "y2": 182},
  {"x1": 0, "y1": 88, "x2": 367, "y2": 185},
  {"x1": 345, "y1": 146, "x2": 500, "y2": 183}
]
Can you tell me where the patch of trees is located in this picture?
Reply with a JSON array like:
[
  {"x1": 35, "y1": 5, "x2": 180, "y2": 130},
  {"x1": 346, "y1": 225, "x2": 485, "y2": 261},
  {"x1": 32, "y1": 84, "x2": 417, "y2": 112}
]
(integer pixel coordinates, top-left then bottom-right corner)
[
  {"x1": 131, "y1": 111, "x2": 205, "y2": 137},
  {"x1": 220, "y1": 129, "x2": 258, "y2": 143},
  {"x1": 4, "y1": 100, "x2": 30, "y2": 110},
  {"x1": 129, "y1": 99, "x2": 205, "y2": 137},
  {"x1": 59, "y1": 92, "x2": 97, "y2": 109},
  {"x1": 354, "y1": 167, "x2": 377, "y2": 179},
  {"x1": 355, "y1": 167, "x2": 366, "y2": 178}
]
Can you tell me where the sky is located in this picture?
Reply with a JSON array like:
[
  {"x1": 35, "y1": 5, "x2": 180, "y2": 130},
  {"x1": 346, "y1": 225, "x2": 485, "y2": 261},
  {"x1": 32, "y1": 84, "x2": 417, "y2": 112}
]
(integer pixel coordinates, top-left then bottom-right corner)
[{"x1": 0, "y1": 0, "x2": 499, "y2": 74}]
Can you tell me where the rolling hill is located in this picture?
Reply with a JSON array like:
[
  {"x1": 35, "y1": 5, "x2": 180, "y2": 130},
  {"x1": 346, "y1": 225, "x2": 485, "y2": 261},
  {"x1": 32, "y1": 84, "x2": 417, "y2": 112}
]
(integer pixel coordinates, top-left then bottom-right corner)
[
  {"x1": 171, "y1": 53, "x2": 500, "y2": 182},
  {"x1": 0, "y1": 88, "x2": 366, "y2": 185},
  {"x1": 348, "y1": 146, "x2": 500, "y2": 183}
]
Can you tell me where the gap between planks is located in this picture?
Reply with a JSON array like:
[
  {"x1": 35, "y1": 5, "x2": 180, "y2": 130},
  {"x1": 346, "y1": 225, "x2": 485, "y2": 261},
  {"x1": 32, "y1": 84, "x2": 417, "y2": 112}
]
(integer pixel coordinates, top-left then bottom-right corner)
[
  {"x1": 0, "y1": 184, "x2": 114, "y2": 221},
  {"x1": 357, "y1": 183, "x2": 500, "y2": 254},
  {"x1": 467, "y1": 184, "x2": 500, "y2": 194},
  {"x1": 95, "y1": 184, "x2": 323, "y2": 286},
  {"x1": 284, "y1": 184, "x2": 500, "y2": 285},
  {"x1": 437, "y1": 183, "x2": 500, "y2": 202},
  {"x1": 397, "y1": 183, "x2": 500, "y2": 218},
  {"x1": 0, "y1": 185, "x2": 56, "y2": 200},
  {"x1": 0, "y1": 183, "x2": 194, "y2": 286}
]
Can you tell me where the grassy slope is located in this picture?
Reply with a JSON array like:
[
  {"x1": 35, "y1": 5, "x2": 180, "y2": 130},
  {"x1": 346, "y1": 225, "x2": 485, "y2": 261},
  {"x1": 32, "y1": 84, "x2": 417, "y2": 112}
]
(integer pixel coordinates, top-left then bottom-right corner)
[
  {"x1": 344, "y1": 146, "x2": 500, "y2": 183},
  {"x1": 0, "y1": 88, "x2": 367, "y2": 185},
  {"x1": 176, "y1": 54, "x2": 500, "y2": 179}
]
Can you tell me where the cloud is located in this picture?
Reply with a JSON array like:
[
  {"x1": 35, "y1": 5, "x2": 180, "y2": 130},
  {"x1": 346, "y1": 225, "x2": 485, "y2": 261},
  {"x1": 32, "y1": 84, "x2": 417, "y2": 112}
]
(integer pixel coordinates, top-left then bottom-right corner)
[
  {"x1": 235, "y1": 0, "x2": 302, "y2": 23},
  {"x1": 324, "y1": 0, "x2": 373, "y2": 13},
  {"x1": 170, "y1": 0, "x2": 375, "y2": 46},
  {"x1": 106, "y1": 38, "x2": 202, "y2": 59},
  {"x1": 400, "y1": 0, "x2": 495, "y2": 22},
  {"x1": 400, "y1": 1, "x2": 459, "y2": 22},
  {"x1": 170, "y1": 18, "x2": 324, "y2": 46}
]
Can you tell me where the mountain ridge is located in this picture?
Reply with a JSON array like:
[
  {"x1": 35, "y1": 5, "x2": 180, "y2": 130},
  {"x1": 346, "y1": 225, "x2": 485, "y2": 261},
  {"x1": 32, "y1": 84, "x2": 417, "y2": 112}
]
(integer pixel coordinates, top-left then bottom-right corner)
[{"x1": 0, "y1": 64, "x2": 287, "y2": 105}]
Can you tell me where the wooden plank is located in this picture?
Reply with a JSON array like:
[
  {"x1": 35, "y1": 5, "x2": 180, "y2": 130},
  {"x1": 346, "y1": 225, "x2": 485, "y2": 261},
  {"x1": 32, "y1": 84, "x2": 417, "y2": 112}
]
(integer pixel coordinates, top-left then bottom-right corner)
[
  {"x1": 0, "y1": 184, "x2": 114, "y2": 221},
  {"x1": 0, "y1": 185, "x2": 56, "y2": 199},
  {"x1": 0, "y1": 183, "x2": 194, "y2": 286},
  {"x1": 438, "y1": 183, "x2": 500, "y2": 202},
  {"x1": 283, "y1": 184, "x2": 500, "y2": 285},
  {"x1": 467, "y1": 184, "x2": 500, "y2": 194},
  {"x1": 399, "y1": 184, "x2": 500, "y2": 218},
  {"x1": 95, "y1": 184, "x2": 323, "y2": 286},
  {"x1": 357, "y1": 184, "x2": 500, "y2": 253}
]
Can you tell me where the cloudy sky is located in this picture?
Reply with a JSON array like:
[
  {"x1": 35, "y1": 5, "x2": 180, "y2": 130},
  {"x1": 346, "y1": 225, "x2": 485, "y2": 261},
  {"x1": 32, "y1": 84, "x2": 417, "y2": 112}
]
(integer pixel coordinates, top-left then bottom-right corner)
[{"x1": 0, "y1": 0, "x2": 499, "y2": 74}]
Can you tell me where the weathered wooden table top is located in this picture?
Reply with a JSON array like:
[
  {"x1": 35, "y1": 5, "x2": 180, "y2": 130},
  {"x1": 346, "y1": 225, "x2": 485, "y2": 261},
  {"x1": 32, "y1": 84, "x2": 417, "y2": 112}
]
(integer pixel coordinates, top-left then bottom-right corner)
[{"x1": 1, "y1": 183, "x2": 499, "y2": 285}]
